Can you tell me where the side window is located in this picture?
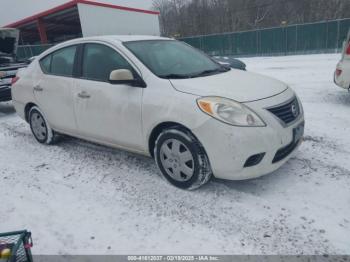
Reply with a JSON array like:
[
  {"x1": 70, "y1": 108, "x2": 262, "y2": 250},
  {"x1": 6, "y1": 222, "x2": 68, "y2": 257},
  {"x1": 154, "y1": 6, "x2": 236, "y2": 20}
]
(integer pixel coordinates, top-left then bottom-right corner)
[
  {"x1": 82, "y1": 43, "x2": 133, "y2": 82},
  {"x1": 50, "y1": 45, "x2": 77, "y2": 77},
  {"x1": 40, "y1": 55, "x2": 52, "y2": 74}
]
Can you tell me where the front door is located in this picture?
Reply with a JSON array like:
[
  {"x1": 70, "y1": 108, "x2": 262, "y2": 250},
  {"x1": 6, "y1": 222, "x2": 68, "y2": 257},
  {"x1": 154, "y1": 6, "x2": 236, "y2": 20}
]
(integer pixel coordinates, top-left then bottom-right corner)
[{"x1": 73, "y1": 43, "x2": 144, "y2": 151}]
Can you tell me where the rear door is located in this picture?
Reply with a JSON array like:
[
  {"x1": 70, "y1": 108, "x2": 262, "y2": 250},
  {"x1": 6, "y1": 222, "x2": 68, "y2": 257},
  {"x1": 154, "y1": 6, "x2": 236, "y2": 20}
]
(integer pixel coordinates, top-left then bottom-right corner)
[
  {"x1": 34, "y1": 45, "x2": 78, "y2": 133},
  {"x1": 73, "y1": 42, "x2": 144, "y2": 151}
]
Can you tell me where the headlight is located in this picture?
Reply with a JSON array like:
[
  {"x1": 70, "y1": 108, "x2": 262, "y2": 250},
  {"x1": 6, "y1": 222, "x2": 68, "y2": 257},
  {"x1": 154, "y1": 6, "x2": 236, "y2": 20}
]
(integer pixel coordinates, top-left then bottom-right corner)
[
  {"x1": 0, "y1": 71, "x2": 6, "y2": 78},
  {"x1": 197, "y1": 97, "x2": 266, "y2": 127}
]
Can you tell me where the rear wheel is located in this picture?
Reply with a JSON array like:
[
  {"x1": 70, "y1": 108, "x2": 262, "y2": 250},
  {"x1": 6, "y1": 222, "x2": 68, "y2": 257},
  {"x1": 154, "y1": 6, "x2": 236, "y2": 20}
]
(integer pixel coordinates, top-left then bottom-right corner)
[
  {"x1": 154, "y1": 127, "x2": 212, "y2": 190},
  {"x1": 29, "y1": 106, "x2": 57, "y2": 145}
]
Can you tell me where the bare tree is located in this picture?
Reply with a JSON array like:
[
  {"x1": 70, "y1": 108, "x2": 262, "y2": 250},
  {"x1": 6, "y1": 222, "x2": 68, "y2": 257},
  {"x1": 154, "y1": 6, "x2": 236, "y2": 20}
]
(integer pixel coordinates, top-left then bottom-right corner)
[
  {"x1": 244, "y1": 0, "x2": 272, "y2": 29},
  {"x1": 154, "y1": 0, "x2": 350, "y2": 37}
]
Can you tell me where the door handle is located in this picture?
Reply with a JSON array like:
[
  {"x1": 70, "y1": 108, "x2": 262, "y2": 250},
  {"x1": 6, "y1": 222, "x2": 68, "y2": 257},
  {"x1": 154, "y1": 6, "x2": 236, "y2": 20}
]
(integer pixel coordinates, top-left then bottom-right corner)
[
  {"x1": 33, "y1": 85, "x2": 43, "y2": 92},
  {"x1": 78, "y1": 91, "x2": 91, "y2": 99}
]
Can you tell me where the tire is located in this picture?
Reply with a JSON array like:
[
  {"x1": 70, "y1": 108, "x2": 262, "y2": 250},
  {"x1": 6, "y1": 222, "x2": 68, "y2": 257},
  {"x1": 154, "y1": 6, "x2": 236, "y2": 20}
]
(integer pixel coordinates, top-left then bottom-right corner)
[
  {"x1": 154, "y1": 127, "x2": 212, "y2": 190},
  {"x1": 29, "y1": 106, "x2": 57, "y2": 145}
]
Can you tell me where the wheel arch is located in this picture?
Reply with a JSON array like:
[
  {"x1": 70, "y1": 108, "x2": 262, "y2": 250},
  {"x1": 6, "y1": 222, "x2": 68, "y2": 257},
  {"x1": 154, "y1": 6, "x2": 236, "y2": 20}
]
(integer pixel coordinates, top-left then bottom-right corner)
[
  {"x1": 148, "y1": 121, "x2": 205, "y2": 158},
  {"x1": 24, "y1": 102, "x2": 38, "y2": 122}
]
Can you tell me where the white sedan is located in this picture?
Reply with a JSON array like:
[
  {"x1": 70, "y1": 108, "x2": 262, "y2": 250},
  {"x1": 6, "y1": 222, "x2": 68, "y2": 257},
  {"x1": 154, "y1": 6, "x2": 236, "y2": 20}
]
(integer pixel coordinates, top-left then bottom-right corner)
[{"x1": 12, "y1": 36, "x2": 304, "y2": 190}]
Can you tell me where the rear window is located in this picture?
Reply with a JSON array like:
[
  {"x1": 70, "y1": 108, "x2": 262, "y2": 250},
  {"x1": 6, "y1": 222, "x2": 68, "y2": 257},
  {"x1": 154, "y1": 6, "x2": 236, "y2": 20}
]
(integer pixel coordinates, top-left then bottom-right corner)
[
  {"x1": 51, "y1": 46, "x2": 77, "y2": 77},
  {"x1": 39, "y1": 45, "x2": 77, "y2": 77}
]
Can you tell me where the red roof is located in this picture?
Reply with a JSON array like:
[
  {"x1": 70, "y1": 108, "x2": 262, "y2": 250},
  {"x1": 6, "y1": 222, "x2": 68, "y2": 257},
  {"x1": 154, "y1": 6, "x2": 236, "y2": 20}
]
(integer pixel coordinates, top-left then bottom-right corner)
[{"x1": 5, "y1": 0, "x2": 159, "y2": 28}]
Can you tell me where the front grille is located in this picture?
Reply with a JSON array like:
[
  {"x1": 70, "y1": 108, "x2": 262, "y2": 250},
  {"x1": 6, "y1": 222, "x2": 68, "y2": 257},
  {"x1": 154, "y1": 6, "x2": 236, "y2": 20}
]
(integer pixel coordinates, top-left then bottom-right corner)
[{"x1": 267, "y1": 97, "x2": 300, "y2": 125}]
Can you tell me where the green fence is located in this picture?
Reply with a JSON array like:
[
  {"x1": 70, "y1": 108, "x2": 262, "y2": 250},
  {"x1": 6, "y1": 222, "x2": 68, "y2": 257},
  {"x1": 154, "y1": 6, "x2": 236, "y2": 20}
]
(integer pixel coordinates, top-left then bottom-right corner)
[
  {"x1": 17, "y1": 44, "x2": 54, "y2": 60},
  {"x1": 180, "y1": 18, "x2": 350, "y2": 57},
  {"x1": 14, "y1": 18, "x2": 350, "y2": 59}
]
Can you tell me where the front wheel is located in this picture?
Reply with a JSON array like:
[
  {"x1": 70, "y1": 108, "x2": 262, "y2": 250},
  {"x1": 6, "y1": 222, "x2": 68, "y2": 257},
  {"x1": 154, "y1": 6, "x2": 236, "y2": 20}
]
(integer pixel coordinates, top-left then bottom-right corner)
[
  {"x1": 154, "y1": 127, "x2": 212, "y2": 190},
  {"x1": 29, "y1": 106, "x2": 57, "y2": 145}
]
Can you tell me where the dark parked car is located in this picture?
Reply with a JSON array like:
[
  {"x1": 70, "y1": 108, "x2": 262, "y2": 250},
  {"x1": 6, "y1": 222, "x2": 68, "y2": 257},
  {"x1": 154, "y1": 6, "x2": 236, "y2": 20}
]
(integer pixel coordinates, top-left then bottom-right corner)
[
  {"x1": 0, "y1": 28, "x2": 29, "y2": 102},
  {"x1": 213, "y1": 56, "x2": 246, "y2": 71}
]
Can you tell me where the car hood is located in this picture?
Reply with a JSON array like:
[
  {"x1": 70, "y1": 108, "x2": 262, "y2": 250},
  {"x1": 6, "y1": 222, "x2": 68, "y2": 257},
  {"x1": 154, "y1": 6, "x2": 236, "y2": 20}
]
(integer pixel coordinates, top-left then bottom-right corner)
[{"x1": 170, "y1": 70, "x2": 288, "y2": 103}]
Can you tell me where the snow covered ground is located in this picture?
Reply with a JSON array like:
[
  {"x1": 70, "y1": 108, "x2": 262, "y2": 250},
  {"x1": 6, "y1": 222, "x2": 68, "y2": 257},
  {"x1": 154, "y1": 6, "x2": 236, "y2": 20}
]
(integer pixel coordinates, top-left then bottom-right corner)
[{"x1": 0, "y1": 53, "x2": 349, "y2": 255}]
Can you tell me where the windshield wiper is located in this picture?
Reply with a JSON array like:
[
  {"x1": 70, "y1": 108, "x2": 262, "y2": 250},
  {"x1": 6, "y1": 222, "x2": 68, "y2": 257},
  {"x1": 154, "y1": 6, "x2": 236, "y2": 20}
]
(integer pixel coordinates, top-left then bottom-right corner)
[
  {"x1": 158, "y1": 73, "x2": 193, "y2": 79},
  {"x1": 191, "y1": 66, "x2": 230, "y2": 78},
  {"x1": 159, "y1": 66, "x2": 230, "y2": 79}
]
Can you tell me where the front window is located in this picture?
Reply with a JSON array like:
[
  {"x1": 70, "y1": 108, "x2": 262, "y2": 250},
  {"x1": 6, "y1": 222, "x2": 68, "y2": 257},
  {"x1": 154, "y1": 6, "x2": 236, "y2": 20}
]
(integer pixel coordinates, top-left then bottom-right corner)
[
  {"x1": 82, "y1": 43, "x2": 134, "y2": 82},
  {"x1": 124, "y1": 40, "x2": 229, "y2": 79}
]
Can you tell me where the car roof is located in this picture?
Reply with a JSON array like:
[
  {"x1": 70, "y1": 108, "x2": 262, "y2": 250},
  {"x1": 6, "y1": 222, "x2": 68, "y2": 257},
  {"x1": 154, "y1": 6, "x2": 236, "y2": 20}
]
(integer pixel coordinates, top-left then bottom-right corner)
[
  {"x1": 38, "y1": 35, "x2": 173, "y2": 59},
  {"x1": 61, "y1": 35, "x2": 172, "y2": 45},
  {"x1": 101, "y1": 35, "x2": 171, "y2": 42}
]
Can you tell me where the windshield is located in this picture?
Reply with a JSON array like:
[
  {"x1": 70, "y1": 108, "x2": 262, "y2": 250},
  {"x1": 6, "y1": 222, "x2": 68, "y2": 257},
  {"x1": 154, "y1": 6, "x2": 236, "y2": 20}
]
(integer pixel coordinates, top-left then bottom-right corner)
[{"x1": 124, "y1": 40, "x2": 229, "y2": 79}]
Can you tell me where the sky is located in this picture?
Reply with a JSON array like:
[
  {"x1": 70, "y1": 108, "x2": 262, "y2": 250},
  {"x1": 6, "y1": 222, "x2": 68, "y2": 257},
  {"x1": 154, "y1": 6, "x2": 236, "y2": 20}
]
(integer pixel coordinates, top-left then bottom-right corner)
[{"x1": 0, "y1": 0, "x2": 154, "y2": 26}]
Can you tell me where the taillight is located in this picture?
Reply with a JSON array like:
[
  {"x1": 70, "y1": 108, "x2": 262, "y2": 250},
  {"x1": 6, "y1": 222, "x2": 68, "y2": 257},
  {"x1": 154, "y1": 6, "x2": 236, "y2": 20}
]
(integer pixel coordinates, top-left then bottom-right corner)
[
  {"x1": 11, "y1": 76, "x2": 19, "y2": 85},
  {"x1": 346, "y1": 42, "x2": 350, "y2": 55},
  {"x1": 336, "y1": 69, "x2": 342, "y2": 77}
]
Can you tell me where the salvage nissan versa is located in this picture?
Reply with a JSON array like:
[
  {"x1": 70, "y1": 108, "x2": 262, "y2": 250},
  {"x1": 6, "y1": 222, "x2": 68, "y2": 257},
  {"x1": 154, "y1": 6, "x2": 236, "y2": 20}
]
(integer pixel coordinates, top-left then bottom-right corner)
[{"x1": 12, "y1": 36, "x2": 305, "y2": 190}]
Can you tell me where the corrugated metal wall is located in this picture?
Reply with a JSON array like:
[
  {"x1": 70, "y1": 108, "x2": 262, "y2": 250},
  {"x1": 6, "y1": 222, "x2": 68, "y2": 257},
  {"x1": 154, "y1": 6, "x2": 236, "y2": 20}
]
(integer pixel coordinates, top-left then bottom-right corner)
[{"x1": 180, "y1": 18, "x2": 350, "y2": 57}]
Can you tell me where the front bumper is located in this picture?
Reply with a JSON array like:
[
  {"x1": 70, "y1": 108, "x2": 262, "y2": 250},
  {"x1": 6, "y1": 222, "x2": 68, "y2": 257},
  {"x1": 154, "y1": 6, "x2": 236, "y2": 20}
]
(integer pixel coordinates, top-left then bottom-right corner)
[
  {"x1": 0, "y1": 85, "x2": 11, "y2": 102},
  {"x1": 192, "y1": 88, "x2": 305, "y2": 180}
]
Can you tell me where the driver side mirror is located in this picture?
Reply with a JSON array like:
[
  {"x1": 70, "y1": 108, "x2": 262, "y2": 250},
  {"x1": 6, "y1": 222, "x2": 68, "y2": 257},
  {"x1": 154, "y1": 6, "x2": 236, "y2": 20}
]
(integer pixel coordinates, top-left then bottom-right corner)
[{"x1": 109, "y1": 69, "x2": 146, "y2": 88}]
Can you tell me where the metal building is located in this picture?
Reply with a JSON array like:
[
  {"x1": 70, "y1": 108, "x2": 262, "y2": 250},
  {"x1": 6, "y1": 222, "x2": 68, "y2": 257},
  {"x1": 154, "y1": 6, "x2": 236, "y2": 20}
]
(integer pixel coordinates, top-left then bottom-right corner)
[{"x1": 3, "y1": 0, "x2": 160, "y2": 45}]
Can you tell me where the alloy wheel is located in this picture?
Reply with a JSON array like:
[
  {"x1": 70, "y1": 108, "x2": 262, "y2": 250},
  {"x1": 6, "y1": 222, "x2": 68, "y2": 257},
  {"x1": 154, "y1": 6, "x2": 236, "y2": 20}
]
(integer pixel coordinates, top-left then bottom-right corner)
[
  {"x1": 159, "y1": 139, "x2": 195, "y2": 182},
  {"x1": 31, "y1": 112, "x2": 47, "y2": 141}
]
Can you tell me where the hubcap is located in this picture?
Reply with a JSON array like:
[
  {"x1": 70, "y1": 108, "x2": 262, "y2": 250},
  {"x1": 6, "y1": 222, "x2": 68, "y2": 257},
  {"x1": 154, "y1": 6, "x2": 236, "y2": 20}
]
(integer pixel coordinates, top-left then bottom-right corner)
[
  {"x1": 160, "y1": 139, "x2": 194, "y2": 182},
  {"x1": 31, "y1": 112, "x2": 47, "y2": 141}
]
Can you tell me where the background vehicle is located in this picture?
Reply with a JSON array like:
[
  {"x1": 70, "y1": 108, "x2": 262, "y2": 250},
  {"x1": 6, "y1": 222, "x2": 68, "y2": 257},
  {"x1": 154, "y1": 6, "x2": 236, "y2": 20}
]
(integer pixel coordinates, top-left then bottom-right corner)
[
  {"x1": 213, "y1": 56, "x2": 247, "y2": 71},
  {"x1": 0, "y1": 28, "x2": 29, "y2": 102},
  {"x1": 335, "y1": 30, "x2": 350, "y2": 90},
  {"x1": 12, "y1": 36, "x2": 304, "y2": 190}
]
